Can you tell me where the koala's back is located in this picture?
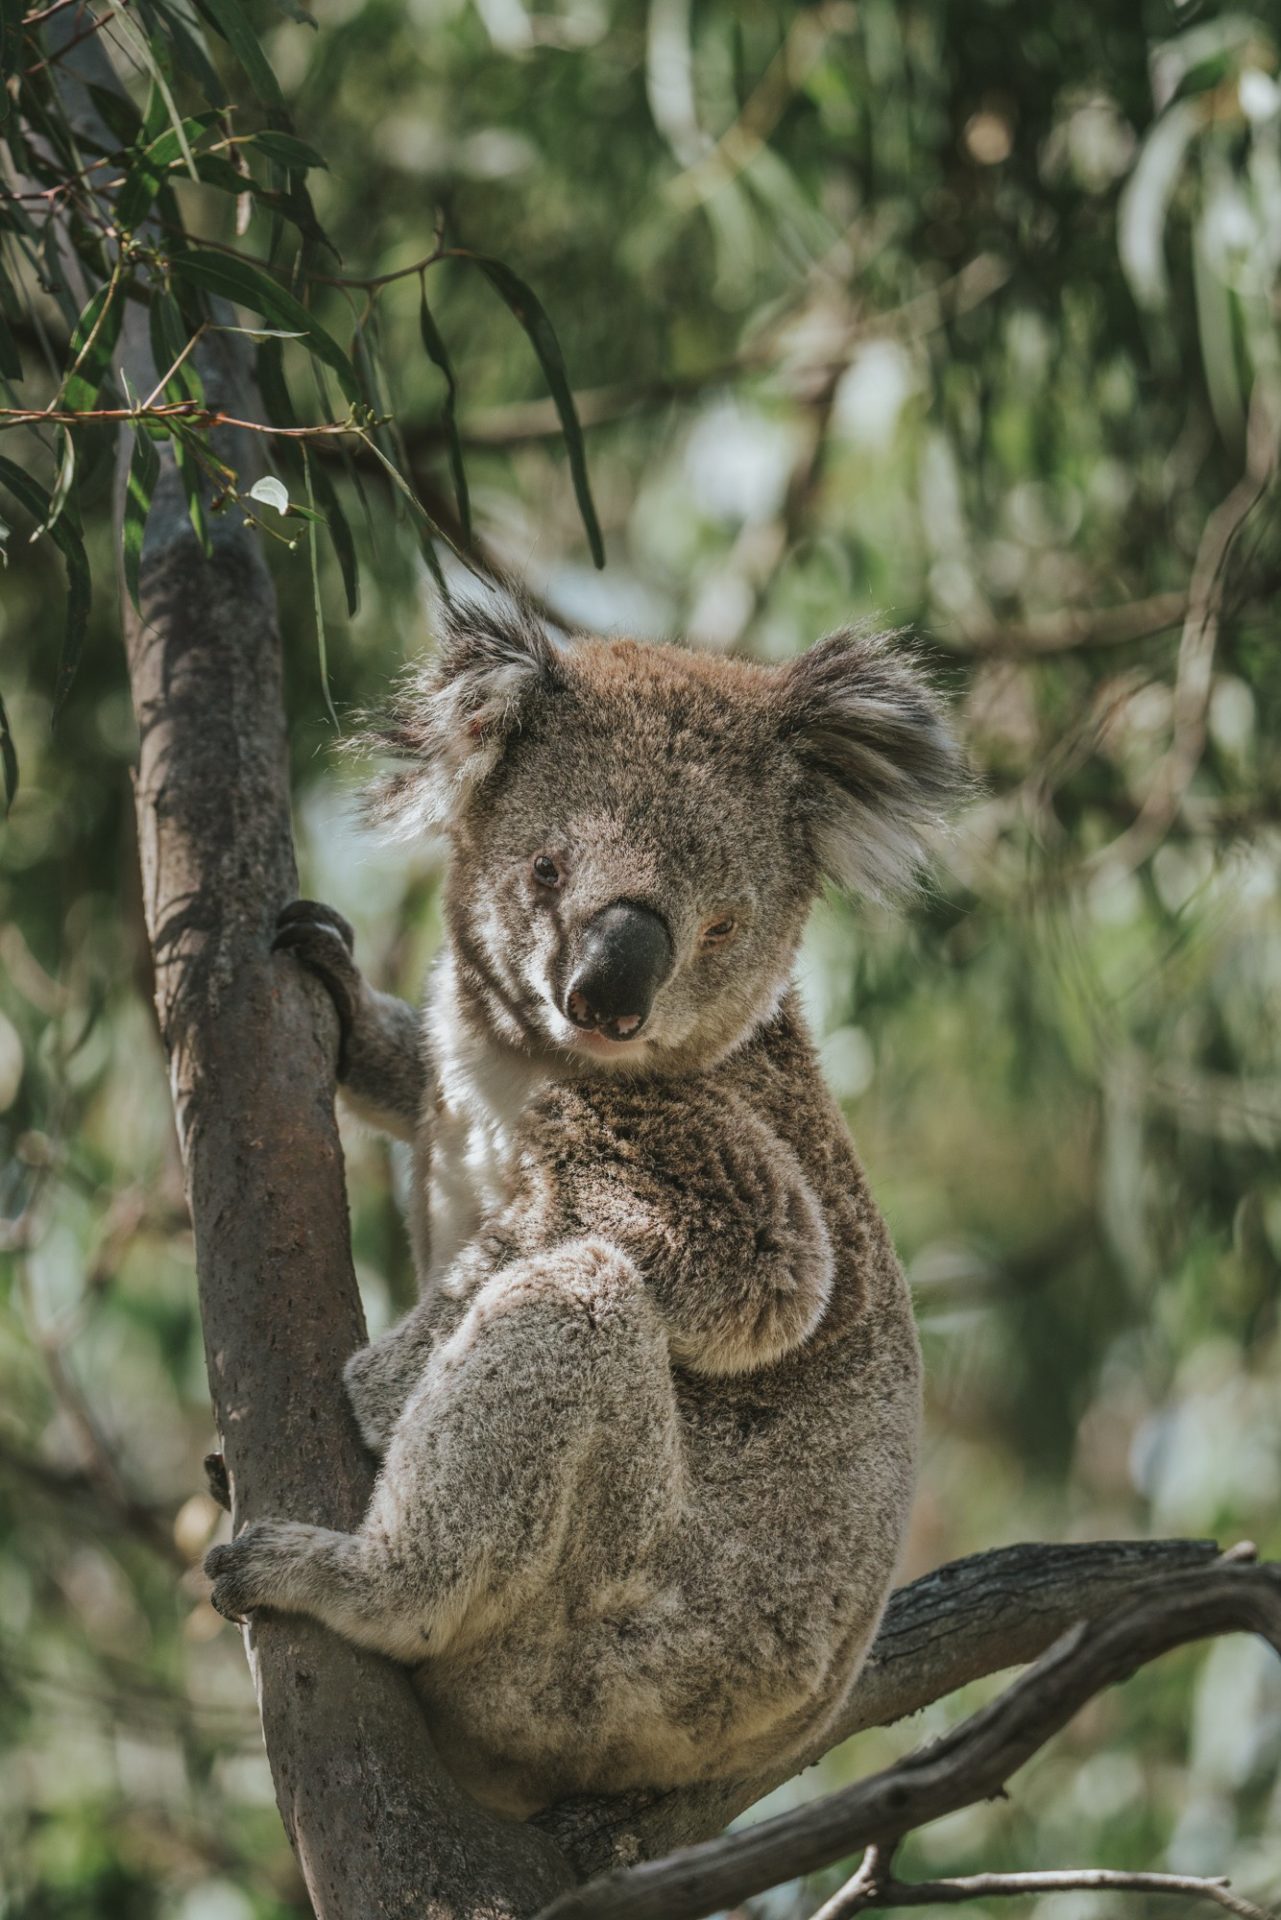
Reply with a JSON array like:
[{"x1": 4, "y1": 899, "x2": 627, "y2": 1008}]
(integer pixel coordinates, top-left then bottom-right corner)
[{"x1": 410, "y1": 1004, "x2": 920, "y2": 1815}]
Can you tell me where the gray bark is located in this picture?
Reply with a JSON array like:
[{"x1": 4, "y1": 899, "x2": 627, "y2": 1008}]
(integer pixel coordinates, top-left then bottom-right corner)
[
  {"x1": 118, "y1": 324, "x2": 574, "y2": 1917},
  {"x1": 34, "y1": 21, "x2": 565, "y2": 1914}
]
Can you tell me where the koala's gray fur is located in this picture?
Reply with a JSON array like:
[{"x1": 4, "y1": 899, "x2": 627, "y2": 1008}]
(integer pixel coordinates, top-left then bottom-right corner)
[{"x1": 206, "y1": 605, "x2": 967, "y2": 1820}]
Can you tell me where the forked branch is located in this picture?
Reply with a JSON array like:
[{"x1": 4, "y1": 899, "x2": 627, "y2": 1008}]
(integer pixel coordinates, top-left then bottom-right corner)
[
  {"x1": 536, "y1": 1557, "x2": 1281, "y2": 1920},
  {"x1": 812, "y1": 1851, "x2": 1275, "y2": 1920}
]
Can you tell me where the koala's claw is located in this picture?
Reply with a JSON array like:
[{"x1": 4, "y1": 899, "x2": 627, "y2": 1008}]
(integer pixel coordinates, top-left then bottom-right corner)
[
  {"x1": 273, "y1": 900, "x2": 361, "y2": 1068},
  {"x1": 205, "y1": 1521, "x2": 294, "y2": 1624},
  {"x1": 205, "y1": 1537, "x2": 257, "y2": 1623},
  {"x1": 275, "y1": 898, "x2": 355, "y2": 954}
]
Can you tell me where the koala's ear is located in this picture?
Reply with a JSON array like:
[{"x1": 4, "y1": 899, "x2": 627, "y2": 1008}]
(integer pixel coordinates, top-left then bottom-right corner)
[
  {"x1": 778, "y1": 628, "x2": 968, "y2": 900},
  {"x1": 367, "y1": 596, "x2": 562, "y2": 834}
]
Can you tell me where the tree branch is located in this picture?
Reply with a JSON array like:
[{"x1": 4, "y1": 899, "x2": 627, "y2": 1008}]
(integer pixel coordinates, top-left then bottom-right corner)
[
  {"x1": 541, "y1": 1536, "x2": 1224, "y2": 1876},
  {"x1": 535, "y1": 1557, "x2": 1281, "y2": 1920},
  {"x1": 813, "y1": 1856, "x2": 1275, "y2": 1920}
]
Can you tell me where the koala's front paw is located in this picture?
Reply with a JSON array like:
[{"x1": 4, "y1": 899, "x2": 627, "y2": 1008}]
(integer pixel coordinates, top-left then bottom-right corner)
[
  {"x1": 273, "y1": 900, "x2": 362, "y2": 1074},
  {"x1": 204, "y1": 1520, "x2": 294, "y2": 1623}
]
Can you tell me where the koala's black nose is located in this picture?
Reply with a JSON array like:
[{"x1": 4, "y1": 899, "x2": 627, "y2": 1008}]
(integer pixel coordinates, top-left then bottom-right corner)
[{"x1": 564, "y1": 902, "x2": 673, "y2": 1041}]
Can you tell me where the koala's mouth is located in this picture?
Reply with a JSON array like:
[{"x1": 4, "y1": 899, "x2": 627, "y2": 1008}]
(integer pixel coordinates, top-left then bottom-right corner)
[{"x1": 567, "y1": 1026, "x2": 652, "y2": 1058}]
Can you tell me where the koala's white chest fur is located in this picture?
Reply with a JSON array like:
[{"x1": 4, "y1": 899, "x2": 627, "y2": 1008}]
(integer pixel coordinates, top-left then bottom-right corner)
[{"x1": 423, "y1": 958, "x2": 547, "y2": 1281}]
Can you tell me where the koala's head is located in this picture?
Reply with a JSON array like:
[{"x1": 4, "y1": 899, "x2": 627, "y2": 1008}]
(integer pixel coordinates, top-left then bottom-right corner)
[{"x1": 373, "y1": 599, "x2": 966, "y2": 1076}]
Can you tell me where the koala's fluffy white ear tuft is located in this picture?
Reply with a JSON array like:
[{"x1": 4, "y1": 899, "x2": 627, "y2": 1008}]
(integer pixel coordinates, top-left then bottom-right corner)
[
  {"x1": 367, "y1": 596, "x2": 561, "y2": 836},
  {"x1": 780, "y1": 628, "x2": 969, "y2": 900}
]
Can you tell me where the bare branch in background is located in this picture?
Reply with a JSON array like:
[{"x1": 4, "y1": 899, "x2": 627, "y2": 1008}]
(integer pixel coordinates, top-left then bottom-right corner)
[
  {"x1": 1085, "y1": 378, "x2": 1280, "y2": 880},
  {"x1": 812, "y1": 1852, "x2": 1276, "y2": 1920}
]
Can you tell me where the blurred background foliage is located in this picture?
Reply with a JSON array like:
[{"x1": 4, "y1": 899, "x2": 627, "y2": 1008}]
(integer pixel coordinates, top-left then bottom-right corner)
[{"x1": 2, "y1": 0, "x2": 1280, "y2": 1915}]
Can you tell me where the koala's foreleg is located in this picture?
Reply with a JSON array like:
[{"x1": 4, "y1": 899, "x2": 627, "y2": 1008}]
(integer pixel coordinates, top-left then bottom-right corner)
[
  {"x1": 207, "y1": 1239, "x2": 684, "y2": 1659},
  {"x1": 274, "y1": 901, "x2": 426, "y2": 1141}
]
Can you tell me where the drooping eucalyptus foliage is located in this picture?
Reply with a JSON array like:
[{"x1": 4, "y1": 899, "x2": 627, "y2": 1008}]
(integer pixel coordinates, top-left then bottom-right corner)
[{"x1": 0, "y1": 0, "x2": 602, "y2": 801}]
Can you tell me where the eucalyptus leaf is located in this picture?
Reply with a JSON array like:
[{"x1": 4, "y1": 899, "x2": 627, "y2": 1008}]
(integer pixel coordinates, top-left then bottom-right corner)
[
  {"x1": 250, "y1": 130, "x2": 327, "y2": 170},
  {"x1": 418, "y1": 283, "x2": 471, "y2": 541},
  {"x1": 60, "y1": 280, "x2": 126, "y2": 414},
  {"x1": 460, "y1": 252, "x2": 604, "y2": 567},
  {"x1": 0, "y1": 683, "x2": 17, "y2": 811},
  {"x1": 123, "y1": 427, "x2": 162, "y2": 613},
  {"x1": 248, "y1": 474, "x2": 290, "y2": 513},
  {"x1": 170, "y1": 249, "x2": 359, "y2": 402},
  {"x1": 193, "y1": 0, "x2": 285, "y2": 108}
]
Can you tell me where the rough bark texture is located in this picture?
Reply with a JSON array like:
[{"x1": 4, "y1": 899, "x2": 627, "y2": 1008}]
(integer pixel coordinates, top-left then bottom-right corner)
[{"x1": 118, "y1": 320, "x2": 572, "y2": 1917}]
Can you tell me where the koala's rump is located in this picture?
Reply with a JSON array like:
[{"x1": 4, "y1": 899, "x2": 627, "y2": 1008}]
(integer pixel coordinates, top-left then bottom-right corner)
[{"x1": 412, "y1": 1290, "x2": 918, "y2": 1820}]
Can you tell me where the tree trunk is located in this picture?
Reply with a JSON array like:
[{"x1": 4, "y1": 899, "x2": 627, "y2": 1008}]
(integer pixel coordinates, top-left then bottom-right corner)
[{"x1": 116, "y1": 314, "x2": 572, "y2": 1917}]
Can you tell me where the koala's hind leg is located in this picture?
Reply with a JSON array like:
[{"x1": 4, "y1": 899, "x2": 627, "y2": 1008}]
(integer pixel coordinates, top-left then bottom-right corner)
[
  {"x1": 205, "y1": 1520, "x2": 434, "y2": 1661},
  {"x1": 207, "y1": 1240, "x2": 685, "y2": 1660},
  {"x1": 387, "y1": 1238, "x2": 686, "y2": 1631}
]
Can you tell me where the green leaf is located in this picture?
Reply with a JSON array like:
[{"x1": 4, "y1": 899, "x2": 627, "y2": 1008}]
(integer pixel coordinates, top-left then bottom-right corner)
[
  {"x1": 302, "y1": 448, "x2": 339, "y2": 730},
  {"x1": 149, "y1": 290, "x2": 206, "y2": 406},
  {"x1": 60, "y1": 279, "x2": 125, "y2": 413},
  {"x1": 460, "y1": 252, "x2": 604, "y2": 567},
  {"x1": 154, "y1": 4, "x2": 227, "y2": 106},
  {"x1": 169, "y1": 425, "x2": 214, "y2": 558},
  {"x1": 38, "y1": 428, "x2": 76, "y2": 537},
  {"x1": 418, "y1": 283, "x2": 470, "y2": 541},
  {"x1": 116, "y1": 111, "x2": 221, "y2": 232},
  {"x1": 306, "y1": 452, "x2": 359, "y2": 616},
  {"x1": 184, "y1": 153, "x2": 331, "y2": 249},
  {"x1": 123, "y1": 427, "x2": 161, "y2": 613},
  {"x1": 0, "y1": 455, "x2": 91, "y2": 720},
  {"x1": 193, "y1": 0, "x2": 285, "y2": 108},
  {"x1": 257, "y1": 339, "x2": 359, "y2": 615},
  {"x1": 0, "y1": 308, "x2": 19, "y2": 383},
  {"x1": 0, "y1": 277, "x2": 21, "y2": 381},
  {"x1": 86, "y1": 84, "x2": 143, "y2": 147},
  {"x1": 249, "y1": 130, "x2": 327, "y2": 170},
  {"x1": 0, "y1": 0, "x2": 24, "y2": 122},
  {"x1": 113, "y1": 27, "x2": 200, "y2": 181},
  {"x1": 170, "y1": 248, "x2": 359, "y2": 401},
  {"x1": 0, "y1": 682, "x2": 17, "y2": 813}
]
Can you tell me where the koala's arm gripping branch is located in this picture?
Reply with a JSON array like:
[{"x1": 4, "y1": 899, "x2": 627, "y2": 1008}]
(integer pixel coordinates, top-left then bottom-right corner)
[{"x1": 273, "y1": 901, "x2": 428, "y2": 1141}]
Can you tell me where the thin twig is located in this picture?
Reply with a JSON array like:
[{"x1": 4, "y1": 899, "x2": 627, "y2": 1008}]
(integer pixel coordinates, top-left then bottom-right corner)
[
  {"x1": 140, "y1": 318, "x2": 207, "y2": 408},
  {"x1": 22, "y1": 2, "x2": 115, "y2": 75},
  {"x1": 1085, "y1": 377, "x2": 1280, "y2": 881},
  {"x1": 809, "y1": 1843, "x2": 892, "y2": 1920},
  {"x1": 813, "y1": 1866, "x2": 1276, "y2": 1920}
]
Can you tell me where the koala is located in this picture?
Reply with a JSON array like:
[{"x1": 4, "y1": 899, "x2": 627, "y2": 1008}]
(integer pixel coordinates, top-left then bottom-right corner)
[{"x1": 205, "y1": 601, "x2": 966, "y2": 1821}]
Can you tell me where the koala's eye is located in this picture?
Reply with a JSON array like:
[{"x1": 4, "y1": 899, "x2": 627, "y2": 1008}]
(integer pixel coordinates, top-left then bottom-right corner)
[
  {"x1": 700, "y1": 915, "x2": 737, "y2": 946},
  {"x1": 532, "y1": 853, "x2": 563, "y2": 889}
]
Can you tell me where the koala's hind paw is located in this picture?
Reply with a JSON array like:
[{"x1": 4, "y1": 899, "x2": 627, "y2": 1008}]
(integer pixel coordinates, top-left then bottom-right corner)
[
  {"x1": 205, "y1": 1520, "x2": 300, "y2": 1624},
  {"x1": 273, "y1": 900, "x2": 361, "y2": 1071}
]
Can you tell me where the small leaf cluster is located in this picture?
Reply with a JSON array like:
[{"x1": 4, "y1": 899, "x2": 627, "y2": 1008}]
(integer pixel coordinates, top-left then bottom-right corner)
[{"x1": 0, "y1": 0, "x2": 603, "y2": 808}]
